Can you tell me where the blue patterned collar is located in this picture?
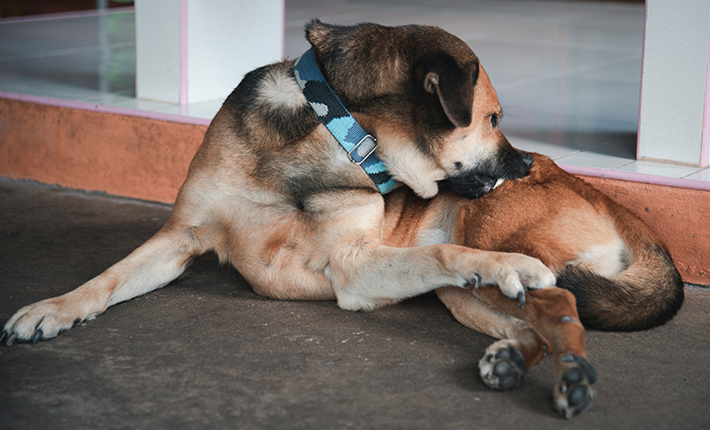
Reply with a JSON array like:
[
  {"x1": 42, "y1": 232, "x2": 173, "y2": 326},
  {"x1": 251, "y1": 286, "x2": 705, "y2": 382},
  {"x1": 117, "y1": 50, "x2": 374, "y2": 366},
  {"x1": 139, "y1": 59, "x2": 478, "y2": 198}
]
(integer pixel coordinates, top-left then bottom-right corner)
[{"x1": 294, "y1": 47, "x2": 395, "y2": 194}]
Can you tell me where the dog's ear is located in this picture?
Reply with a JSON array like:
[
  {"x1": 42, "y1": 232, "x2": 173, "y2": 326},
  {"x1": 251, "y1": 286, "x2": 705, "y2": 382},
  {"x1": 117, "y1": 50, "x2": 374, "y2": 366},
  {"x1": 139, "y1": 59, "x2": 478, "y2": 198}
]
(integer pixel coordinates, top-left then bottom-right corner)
[
  {"x1": 418, "y1": 54, "x2": 478, "y2": 128},
  {"x1": 305, "y1": 19, "x2": 327, "y2": 45},
  {"x1": 305, "y1": 19, "x2": 342, "y2": 52}
]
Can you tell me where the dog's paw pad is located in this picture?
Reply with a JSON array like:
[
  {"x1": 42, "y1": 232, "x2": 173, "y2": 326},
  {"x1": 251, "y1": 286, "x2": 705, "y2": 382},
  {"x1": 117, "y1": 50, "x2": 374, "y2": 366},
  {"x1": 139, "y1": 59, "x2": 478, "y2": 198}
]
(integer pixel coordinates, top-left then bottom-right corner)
[
  {"x1": 555, "y1": 353, "x2": 597, "y2": 419},
  {"x1": 479, "y1": 341, "x2": 527, "y2": 391}
]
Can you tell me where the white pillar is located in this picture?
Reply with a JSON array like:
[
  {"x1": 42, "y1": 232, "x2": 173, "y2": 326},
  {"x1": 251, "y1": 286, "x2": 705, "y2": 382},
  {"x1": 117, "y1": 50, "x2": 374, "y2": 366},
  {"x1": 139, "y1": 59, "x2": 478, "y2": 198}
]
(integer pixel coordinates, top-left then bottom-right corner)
[
  {"x1": 135, "y1": 0, "x2": 284, "y2": 105},
  {"x1": 637, "y1": 0, "x2": 710, "y2": 166}
]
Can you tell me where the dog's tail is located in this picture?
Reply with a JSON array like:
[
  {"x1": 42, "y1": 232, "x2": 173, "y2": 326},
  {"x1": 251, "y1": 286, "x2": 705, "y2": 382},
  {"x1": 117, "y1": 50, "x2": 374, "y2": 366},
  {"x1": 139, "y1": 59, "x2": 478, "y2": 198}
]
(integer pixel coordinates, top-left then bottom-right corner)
[{"x1": 556, "y1": 220, "x2": 684, "y2": 332}]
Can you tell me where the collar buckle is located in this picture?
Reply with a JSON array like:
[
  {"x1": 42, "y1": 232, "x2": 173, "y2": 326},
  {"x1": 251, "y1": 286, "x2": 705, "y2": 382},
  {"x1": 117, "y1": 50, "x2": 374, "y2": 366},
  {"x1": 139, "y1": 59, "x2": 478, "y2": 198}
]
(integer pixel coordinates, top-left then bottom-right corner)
[{"x1": 348, "y1": 134, "x2": 377, "y2": 165}]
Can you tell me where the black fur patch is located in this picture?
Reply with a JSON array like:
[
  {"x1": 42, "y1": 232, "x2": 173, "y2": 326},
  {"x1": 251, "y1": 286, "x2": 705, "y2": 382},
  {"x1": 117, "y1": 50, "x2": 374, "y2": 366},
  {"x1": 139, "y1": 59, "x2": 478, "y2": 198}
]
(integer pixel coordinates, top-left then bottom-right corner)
[
  {"x1": 417, "y1": 54, "x2": 473, "y2": 127},
  {"x1": 439, "y1": 169, "x2": 497, "y2": 200},
  {"x1": 557, "y1": 257, "x2": 684, "y2": 331}
]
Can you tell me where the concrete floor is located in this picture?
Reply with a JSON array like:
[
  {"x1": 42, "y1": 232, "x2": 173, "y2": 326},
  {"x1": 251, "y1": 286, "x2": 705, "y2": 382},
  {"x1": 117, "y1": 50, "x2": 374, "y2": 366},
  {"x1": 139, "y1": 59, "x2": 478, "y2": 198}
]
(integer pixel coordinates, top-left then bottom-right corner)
[{"x1": 1, "y1": 180, "x2": 709, "y2": 429}]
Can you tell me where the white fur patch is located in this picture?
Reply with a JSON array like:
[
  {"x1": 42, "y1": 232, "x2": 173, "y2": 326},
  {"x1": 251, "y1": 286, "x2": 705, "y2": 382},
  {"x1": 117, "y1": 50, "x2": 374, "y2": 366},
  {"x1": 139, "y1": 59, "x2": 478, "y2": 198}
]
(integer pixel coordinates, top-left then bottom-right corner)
[
  {"x1": 573, "y1": 239, "x2": 628, "y2": 278},
  {"x1": 260, "y1": 69, "x2": 307, "y2": 110}
]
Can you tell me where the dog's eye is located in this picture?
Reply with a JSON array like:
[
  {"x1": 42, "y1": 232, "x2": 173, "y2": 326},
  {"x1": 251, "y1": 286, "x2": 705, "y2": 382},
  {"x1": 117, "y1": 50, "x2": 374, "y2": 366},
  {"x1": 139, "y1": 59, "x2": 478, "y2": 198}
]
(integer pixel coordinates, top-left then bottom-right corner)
[{"x1": 491, "y1": 114, "x2": 499, "y2": 128}]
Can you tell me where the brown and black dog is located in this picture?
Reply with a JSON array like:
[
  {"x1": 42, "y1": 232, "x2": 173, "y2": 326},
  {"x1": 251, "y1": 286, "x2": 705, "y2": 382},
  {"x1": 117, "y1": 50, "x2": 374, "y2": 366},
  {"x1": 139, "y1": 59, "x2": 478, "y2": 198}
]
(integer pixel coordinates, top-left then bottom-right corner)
[
  {"x1": 382, "y1": 152, "x2": 684, "y2": 417},
  {"x1": 3, "y1": 23, "x2": 554, "y2": 343},
  {"x1": 2, "y1": 21, "x2": 683, "y2": 419}
]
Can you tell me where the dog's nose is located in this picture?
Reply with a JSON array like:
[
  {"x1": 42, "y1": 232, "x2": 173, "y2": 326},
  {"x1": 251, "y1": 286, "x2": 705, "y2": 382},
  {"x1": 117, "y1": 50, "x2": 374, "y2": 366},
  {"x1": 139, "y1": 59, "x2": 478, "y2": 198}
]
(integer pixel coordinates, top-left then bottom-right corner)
[{"x1": 520, "y1": 151, "x2": 534, "y2": 168}]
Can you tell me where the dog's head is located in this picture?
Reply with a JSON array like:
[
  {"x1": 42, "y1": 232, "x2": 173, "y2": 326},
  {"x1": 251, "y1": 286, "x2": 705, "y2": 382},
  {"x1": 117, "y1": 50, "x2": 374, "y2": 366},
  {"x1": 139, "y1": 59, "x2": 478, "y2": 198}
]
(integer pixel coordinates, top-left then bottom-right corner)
[{"x1": 305, "y1": 20, "x2": 531, "y2": 199}]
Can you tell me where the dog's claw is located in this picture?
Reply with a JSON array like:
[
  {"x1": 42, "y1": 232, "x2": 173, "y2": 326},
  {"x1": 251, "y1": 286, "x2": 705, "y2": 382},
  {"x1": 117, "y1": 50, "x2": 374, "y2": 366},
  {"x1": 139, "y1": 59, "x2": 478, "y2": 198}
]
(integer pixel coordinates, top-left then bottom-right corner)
[
  {"x1": 32, "y1": 329, "x2": 43, "y2": 345},
  {"x1": 466, "y1": 274, "x2": 482, "y2": 291},
  {"x1": 517, "y1": 291, "x2": 526, "y2": 307},
  {"x1": 5, "y1": 331, "x2": 17, "y2": 346}
]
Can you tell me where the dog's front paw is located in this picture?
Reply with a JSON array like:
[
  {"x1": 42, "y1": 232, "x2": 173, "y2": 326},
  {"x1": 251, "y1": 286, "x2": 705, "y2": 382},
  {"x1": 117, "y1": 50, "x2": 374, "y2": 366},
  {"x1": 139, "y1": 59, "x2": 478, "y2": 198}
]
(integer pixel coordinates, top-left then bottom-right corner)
[
  {"x1": 479, "y1": 340, "x2": 527, "y2": 391},
  {"x1": 554, "y1": 353, "x2": 597, "y2": 419},
  {"x1": 2, "y1": 297, "x2": 85, "y2": 346},
  {"x1": 471, "y1": 253, "x2": 555, "y2": 306}
]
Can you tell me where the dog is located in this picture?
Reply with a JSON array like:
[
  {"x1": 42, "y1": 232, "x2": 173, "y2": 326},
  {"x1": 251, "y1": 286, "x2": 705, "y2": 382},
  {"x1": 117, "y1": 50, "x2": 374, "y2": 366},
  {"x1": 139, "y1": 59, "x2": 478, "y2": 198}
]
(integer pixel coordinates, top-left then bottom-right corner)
[
  {"x1": 2, "y1": 22, "x2": 555, "y2": 345},
  {"x1": 2, "y1": 20, "x2": 684, "y2": 419},
  {"x1": 381, "y1": 152, "x2": 684, "y2": 418}
]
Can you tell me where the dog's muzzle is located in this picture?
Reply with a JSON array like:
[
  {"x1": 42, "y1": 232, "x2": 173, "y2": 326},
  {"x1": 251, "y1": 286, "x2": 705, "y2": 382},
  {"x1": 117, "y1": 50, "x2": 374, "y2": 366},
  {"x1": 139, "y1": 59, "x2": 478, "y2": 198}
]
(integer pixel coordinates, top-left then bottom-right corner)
[
  {"x1": 439, "y1": 172, "x2": 504, "y2": 200},
  {"x1": 439, "y1": 149, "x2": 533, "y2": 200}
]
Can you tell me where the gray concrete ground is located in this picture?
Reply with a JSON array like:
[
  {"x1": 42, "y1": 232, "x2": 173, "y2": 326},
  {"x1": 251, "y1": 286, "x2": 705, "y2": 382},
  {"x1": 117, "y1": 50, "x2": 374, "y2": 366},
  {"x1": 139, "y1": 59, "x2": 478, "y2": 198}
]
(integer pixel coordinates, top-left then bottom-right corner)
[{"x1": 1, "y1": 180, "x2": 709, "y2": 429}]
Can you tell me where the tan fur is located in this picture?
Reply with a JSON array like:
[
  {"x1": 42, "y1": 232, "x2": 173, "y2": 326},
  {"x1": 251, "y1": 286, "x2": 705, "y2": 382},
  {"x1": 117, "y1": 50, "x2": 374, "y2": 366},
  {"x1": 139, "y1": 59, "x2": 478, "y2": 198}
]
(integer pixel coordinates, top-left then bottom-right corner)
[{"x1": 436, "y1": 70, "x2": 504, "y2": 174}]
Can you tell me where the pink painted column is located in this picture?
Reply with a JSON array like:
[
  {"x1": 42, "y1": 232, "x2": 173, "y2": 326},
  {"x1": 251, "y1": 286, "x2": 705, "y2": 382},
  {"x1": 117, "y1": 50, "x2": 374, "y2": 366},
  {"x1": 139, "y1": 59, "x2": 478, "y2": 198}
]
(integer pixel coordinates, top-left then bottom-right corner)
[
  {"x1": 179, "y1": 0, "x2": 188, "y2": 106},
  {"x1": 702, "y1": 30, "x2": 710, "y2": 167}
]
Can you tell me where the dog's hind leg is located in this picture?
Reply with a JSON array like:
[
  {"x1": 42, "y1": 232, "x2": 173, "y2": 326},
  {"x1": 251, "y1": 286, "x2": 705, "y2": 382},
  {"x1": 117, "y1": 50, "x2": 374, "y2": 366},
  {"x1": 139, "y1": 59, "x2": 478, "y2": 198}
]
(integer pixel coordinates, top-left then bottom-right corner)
[
  {"x1": 2, "y1": 221, "x2": 204, "y2": 345},
  {"x1": 436, "y1": 286, "x2": 549, "y2": 391},
  {"x1": 465, "y1": 286, "x2": 597, "y2": 419}
]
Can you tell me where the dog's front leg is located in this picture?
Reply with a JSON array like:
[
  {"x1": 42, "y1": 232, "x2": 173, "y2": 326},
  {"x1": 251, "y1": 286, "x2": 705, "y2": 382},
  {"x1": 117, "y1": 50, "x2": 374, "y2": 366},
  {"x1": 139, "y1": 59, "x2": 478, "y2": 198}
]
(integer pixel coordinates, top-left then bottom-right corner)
[
  {"x1": 328, "y1": 243, "x2": 556, "y2": 312},
  {"x1": 3, "y1": 226, "x2": 200, "y2": 345}
]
